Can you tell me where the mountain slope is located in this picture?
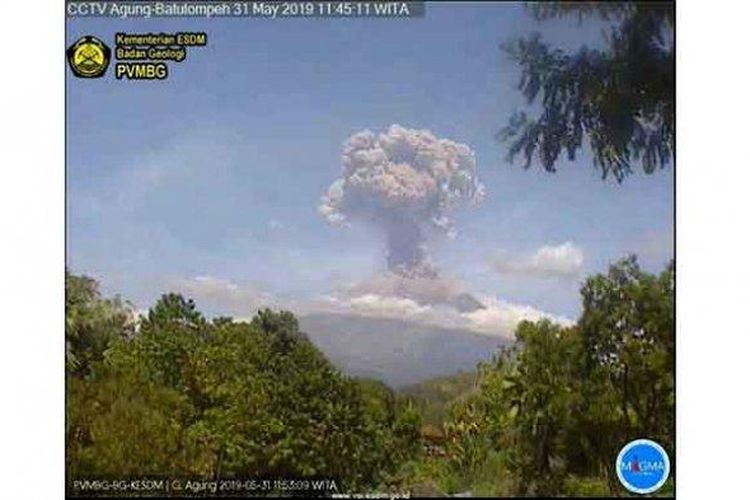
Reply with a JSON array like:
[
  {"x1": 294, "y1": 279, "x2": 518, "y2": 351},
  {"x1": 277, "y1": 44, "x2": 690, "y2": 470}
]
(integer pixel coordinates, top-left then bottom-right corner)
[{"x1": 299, "y1": 313, "x2": 507, "y2": 387}]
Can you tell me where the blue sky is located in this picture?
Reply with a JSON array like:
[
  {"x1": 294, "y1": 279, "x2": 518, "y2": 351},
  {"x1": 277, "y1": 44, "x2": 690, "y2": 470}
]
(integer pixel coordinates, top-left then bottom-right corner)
[{"x1": 66, "y1": 2, "x2": 673, "y2": 328}]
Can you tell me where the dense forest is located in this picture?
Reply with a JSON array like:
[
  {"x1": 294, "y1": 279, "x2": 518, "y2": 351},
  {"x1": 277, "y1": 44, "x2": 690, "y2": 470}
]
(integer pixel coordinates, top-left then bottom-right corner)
[{"x1": 66, "y1": 255, "x2": 674, "y2": 496}]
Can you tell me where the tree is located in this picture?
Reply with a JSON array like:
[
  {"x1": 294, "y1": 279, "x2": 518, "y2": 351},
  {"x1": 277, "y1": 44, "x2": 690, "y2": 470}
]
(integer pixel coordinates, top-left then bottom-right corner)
[
  {"x1": 66, "y1": 283, "x2": 421, "y2": 491},
  {"x1": 499, "y1": 2, "x2": 674, "y2": 181},
  {"x1": 578, "y1": 256, "x2": 675, "y2": 452},
  {"x1": 438, "y1": 257, "x2": 674, "y2": 495},
  {"x1": 457, "y1": 321, "x2": 582, "y2": 496},
  {"x1": 66, "y1": 373, "x2": 201, "y2": 477},
  {"x1": 65, "y1": 270, "x2": 133, "y2": 377}
]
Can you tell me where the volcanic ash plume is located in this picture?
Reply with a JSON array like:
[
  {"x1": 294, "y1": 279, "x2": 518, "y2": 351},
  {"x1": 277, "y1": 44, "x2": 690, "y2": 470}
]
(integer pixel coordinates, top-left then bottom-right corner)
[{"x1": 319, "y1": 124, "x2": 485, "y2": 278}]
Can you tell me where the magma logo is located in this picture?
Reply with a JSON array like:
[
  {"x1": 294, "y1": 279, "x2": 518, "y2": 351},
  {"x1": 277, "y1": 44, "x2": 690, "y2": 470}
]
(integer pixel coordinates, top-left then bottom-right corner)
[{"x1": 616, "y1": 439, "x2": 671, "y2": 494}]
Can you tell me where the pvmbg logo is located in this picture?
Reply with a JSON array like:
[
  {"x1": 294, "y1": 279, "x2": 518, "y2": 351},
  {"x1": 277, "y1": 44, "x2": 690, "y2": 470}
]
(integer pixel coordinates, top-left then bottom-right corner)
[
  {"x1": 616, "y1": 439, "x2": 671, "y2": 494},
  {"x1": 67, "y1": 36, "x2": 111, "y2": 78}
]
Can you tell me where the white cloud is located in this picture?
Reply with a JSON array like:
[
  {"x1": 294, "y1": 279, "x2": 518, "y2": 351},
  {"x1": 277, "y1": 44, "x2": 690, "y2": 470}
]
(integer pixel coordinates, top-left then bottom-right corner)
[
  {"x1": 170, "y1": 275, "x2": 278, "y2": 316},
  {"x1": 346, "y1": 294, "x2": 430, "y2": 317},
  {"x1": 167, "y1": 272, "x2": 573, "y2": 340},
  {"x1": 311, "y1": 290, "x2": 571, "y2": 339},
  {"x1": 463, "y1": 297, "x2": 573, "y2": 336},
  {"x1": 491, "y1": 242, "x2": 584, "y2": 279}
]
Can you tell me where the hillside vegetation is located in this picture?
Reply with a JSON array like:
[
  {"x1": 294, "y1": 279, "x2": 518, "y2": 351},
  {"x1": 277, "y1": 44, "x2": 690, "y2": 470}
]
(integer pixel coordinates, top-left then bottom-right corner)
[
  {"x1": 66, "y1": 255, "x2": 674, "y2": 496},
  {"x1": 400, "y1": 371, "x2": 479, "y2": 427}
]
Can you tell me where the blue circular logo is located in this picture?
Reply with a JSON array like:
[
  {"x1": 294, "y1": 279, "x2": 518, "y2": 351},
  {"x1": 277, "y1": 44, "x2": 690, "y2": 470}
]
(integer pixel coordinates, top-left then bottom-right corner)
[{"x1": 616, "y1": 439, "x2": 670, "y2": 494}]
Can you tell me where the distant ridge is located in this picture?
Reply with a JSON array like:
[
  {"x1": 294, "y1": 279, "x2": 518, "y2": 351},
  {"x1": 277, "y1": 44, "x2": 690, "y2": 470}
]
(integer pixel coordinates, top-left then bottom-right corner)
[{"x1": 299, "y1": 313, "x2": 508, "y2": 387}]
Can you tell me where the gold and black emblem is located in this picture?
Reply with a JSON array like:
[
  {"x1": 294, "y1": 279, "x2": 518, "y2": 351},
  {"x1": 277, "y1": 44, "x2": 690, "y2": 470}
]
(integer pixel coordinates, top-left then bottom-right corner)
[{"x1": 67, "y1": 36, "x2": 111, "y2": 78}]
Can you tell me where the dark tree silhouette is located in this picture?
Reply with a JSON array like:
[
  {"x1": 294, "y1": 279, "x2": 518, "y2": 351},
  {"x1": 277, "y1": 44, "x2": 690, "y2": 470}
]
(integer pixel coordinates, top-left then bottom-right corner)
[{"x1": 499, "y1": 2, "x2": 674, "y2": 181}]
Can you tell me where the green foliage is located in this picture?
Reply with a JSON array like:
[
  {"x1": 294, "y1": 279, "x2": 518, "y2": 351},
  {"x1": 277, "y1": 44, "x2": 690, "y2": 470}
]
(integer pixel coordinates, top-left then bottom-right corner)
[
  {"x1": 562, "y1": 475, "x2": 611, "y2": 497},
  {"x1": 392, "y1": 257, "x2": 675, "y2": 496},
  {"x1": 357, "y1": 378, "x2": 396, "y2": 424},
  {"x1": 66, "y1": 374, "x2": 202, "y2": 477},
  {"x1": 66, "y1": 277, "x2": 421, "y2": 491},
  {"x1": 400, "y1": 371, "x2": 477, "y2": 426},
  {"x1": 66, "y1": 258, "x2": 674, "y2": 496},
  {"x1": 65, "y1": 270, "x2": 133, "y2": 377},
  {"x1": 502, "y1": 321, "x2": 582, "y2": 495},
  {"x1": 391, "y1": 400, "x2": 423, "y2": 462},
  {"x1": 500, "y1": 3, "x2": 674, "y2": 181},
  {"x1": 578, "y1": 256, "x2": 675, "y2": 464}
]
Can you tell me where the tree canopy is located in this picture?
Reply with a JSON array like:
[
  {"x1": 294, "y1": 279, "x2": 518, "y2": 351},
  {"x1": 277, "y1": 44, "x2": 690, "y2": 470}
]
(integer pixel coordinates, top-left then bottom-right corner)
[
  {"x1": 66, "y1": 257, "x2": 674, "y2": 496},
  {"x1": 66, "y1": 279, "x2": 421, "y2": 492},
  {"x1": 441, "y1": 256, "x2": 674, "y2": 495},
  {"x1": 500, "y1": 2, "x2": 674, "y2": 181}
]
